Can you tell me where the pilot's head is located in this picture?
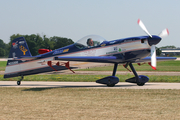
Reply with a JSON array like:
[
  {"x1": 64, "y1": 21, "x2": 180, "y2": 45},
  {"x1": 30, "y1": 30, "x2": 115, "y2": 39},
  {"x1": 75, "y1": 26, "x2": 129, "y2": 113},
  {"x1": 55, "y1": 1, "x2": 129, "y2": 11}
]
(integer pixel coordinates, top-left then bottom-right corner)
[{"x1": 87, "y1": 38, "x2": 94, "y2": 46}]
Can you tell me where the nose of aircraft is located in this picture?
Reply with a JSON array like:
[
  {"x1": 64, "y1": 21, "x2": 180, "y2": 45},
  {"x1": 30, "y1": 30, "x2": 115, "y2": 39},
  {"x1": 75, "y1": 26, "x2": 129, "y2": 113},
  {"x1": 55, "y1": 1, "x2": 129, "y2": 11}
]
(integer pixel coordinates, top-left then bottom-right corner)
[{"x1": 147, "y1": 35, "x2": 162, "y2": 46}]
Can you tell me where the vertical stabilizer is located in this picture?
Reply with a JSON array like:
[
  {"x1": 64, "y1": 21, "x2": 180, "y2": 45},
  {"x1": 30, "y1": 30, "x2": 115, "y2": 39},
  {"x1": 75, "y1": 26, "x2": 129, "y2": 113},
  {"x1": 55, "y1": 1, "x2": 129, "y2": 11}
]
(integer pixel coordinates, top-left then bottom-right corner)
[
  {"x1": 8, "y1": 37, "x2": 32, "y2": 58},
  {"x1": 4, "y1": 37, "x2": 32, "y2": 78}
]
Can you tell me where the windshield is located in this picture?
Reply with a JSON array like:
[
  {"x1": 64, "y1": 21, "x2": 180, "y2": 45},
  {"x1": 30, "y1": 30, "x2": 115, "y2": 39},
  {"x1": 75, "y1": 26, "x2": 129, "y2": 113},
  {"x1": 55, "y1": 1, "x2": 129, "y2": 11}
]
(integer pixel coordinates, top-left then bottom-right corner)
[{"x1": 75, "y1": 35, "x2": 106, "y2": 49}]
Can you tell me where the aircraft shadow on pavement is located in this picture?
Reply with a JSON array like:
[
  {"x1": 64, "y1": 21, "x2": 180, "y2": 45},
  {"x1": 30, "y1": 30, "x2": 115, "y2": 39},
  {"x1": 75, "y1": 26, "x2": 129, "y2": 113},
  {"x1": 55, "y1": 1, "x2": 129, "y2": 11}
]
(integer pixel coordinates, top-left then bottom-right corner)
[
  {"x1": 21, "y1": 84, "x2": 155, "y2": 91},
  {"x1": 0, "y1": 83, "x2": 155, "y2": 91},
  {"x1": 22, "y1": 85, "x2": 105, "y2": 91}
]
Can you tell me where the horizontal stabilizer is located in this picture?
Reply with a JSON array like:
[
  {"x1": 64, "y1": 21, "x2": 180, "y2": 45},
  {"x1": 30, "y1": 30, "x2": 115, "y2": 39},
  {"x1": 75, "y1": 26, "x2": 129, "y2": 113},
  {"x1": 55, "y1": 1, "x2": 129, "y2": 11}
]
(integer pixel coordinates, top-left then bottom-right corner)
[
  {"x1": 137, "y1": 57, "x2": 177, "y2": 63},
  {"x1": 19, "y1": 55, "x2": 41, "y2": 60},
  {"x1": 8, "y1": 55, "x2": 42, "y2": 61}
]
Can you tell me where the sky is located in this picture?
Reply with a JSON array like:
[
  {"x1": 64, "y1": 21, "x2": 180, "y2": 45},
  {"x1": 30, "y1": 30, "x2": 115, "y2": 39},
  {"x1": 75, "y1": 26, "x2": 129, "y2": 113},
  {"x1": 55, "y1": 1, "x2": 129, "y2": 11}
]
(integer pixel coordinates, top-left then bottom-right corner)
[{"x1": 0, "y1": 0, "x2": 180, "y2": 47}]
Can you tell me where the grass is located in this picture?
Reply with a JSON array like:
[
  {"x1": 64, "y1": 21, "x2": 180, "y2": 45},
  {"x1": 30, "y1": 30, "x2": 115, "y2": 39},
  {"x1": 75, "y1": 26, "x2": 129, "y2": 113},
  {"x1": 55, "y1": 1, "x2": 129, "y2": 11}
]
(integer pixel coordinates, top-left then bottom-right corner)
[
  {"x1": 1, "y1": 74, "x2": 180, "y2": 82},
  {"x1": 77, "y1": 60, "x2": 180, "y2": 72},
  {"x1": 1, "y1": 60, "x2": 180, "y2": 119},
  {"x1": 0, "y1": 88, "x2": 180, "y2": 119},
  {"x1": 0, "y1": 61, "x2": 6, "y2": 71}
]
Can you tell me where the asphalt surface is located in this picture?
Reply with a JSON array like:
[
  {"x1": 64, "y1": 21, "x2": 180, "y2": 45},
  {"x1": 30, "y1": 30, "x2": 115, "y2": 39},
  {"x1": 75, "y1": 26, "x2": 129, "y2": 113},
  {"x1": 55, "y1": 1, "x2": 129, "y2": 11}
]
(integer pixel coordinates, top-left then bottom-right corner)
[{"x1": 0, "y1": 81, "x2": 180, "y2": 89}]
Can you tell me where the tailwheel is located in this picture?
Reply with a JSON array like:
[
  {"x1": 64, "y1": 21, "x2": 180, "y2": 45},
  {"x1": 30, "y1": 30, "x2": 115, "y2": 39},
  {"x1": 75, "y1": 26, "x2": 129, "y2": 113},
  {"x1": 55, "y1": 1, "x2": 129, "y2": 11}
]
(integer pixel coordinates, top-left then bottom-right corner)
[
  {"x1": 17, "y1": 75, "x2": 24, "y2": 85},
  {"x1": 17, "y1": 81, "x2": 21, "y2": 85}
]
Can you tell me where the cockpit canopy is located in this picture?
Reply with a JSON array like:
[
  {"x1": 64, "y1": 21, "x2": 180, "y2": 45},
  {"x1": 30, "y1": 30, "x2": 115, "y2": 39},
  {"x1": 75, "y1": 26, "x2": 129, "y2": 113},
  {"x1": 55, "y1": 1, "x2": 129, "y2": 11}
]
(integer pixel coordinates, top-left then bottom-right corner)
[{"x1": 75, "y1": 35, "x2": 107, "y2": 49}]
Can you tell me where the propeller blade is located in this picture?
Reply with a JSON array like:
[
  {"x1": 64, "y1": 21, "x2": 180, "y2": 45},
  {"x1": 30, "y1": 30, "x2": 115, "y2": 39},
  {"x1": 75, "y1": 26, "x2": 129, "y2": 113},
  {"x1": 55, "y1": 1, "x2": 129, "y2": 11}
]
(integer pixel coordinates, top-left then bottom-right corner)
[
  {"x1": 151, "y1": 45, "x2": 156, "y2": 70},
  {"x1": 137, "y1": 19, "x2": 152, "y2": 38},
  {"x1": 159, "y1": 28, "x2": 169, "y2": 38}
]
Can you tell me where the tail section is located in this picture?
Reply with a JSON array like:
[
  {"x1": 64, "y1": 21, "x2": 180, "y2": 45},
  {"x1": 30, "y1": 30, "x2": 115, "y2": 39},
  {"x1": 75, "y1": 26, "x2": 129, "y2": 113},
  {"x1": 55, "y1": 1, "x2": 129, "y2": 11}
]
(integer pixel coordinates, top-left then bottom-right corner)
[
  {"x1": 8, "y1": 37, "x2": 32, "y2": 59},
  {"x1": 4, "y1": 37, "x2": 32, "y2": 78}
]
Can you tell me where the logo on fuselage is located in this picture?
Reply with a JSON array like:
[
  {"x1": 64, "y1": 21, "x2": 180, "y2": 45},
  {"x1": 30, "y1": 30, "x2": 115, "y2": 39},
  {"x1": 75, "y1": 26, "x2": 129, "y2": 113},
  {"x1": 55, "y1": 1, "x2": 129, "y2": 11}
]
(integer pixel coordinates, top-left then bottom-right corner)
[
  {"x1": 19, "y1": 45, "x2": 28, "y2": 55},
  {"x1": 53, "y1": 48, "x2": 69, "y2": 55},
  {"x1": 101, "y1": 44, "x2": 106, "y2": 47},
  {"x1": 8, "y1": 61, "x2": 18, "y2": 65},
  {"x1": 63, "y1": 49, "x2": 69, "y2": 53}
]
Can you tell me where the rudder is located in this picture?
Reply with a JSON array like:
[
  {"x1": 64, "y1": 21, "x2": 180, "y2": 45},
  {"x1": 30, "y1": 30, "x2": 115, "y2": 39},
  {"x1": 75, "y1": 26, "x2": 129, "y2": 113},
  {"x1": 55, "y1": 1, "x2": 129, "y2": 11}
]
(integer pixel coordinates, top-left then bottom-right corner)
[{"x1": 4, "y1": 37, "x2": 32, "y2": 78}]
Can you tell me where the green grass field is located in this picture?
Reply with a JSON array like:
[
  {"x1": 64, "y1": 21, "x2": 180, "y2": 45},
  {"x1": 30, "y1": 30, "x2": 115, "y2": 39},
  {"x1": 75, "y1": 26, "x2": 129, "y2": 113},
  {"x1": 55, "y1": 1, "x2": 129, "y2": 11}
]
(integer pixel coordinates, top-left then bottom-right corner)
[
  {"x1": 0, "y1": 61, "x2": 6, "y2": 71},
  {"x1": 78, "y1": 60, "x2": 180, "y2": 72}
]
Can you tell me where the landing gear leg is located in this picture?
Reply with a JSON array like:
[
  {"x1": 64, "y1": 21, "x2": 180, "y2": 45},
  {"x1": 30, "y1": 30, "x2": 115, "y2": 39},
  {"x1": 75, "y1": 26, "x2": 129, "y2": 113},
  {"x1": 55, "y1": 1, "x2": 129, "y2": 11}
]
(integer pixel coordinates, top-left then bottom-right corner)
[
  {"x1": 106, "y1": 63, "x2": 118, "y2": 87},
  {"x1": 129, "y1": 63, "x2": 144, "y2": 86},
  {"x1": 17, "y1": 75, "x2": 24, "y2": 85},
  {"x1": 112, "y1": 63, "x2": 118, "y2": 76}
]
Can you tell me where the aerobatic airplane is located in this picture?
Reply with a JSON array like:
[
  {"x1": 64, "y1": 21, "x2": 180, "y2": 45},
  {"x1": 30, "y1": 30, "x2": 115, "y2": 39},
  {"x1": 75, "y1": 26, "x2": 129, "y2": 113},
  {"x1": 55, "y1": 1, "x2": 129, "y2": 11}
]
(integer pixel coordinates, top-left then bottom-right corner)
[{"x1": 4, "y1": 19, "x2": 176, "y2": 86}]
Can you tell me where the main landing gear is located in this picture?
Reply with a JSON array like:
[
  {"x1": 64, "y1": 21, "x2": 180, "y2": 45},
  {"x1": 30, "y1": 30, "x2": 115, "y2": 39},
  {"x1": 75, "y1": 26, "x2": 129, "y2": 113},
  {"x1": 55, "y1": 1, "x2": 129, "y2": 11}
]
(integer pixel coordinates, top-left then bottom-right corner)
[
  {"x1": 125, "y1": 63, "x2": 149, "y2": 86},
  {"x1": 96, "y1": 62, "x2": 149, "y2": 87},
  {"x1": 17, "y1": 75, "x2": 24, "y2": 85}
]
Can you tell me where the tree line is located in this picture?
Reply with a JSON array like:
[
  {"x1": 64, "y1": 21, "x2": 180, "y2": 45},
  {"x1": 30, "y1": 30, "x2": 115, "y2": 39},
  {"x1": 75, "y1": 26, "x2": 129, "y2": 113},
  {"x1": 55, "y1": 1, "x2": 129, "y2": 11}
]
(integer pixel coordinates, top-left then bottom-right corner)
[
  {"x1": 0, "y1": 34, "x2": 178, "y2": 57},
  {"x1": 0, "y1": 34, "x2": 74, "y2": 57}
]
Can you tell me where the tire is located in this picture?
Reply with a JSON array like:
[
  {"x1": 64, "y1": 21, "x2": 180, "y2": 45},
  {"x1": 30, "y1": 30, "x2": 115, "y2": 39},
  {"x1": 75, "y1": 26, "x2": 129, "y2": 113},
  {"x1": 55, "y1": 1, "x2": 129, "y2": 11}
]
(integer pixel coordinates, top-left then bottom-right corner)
[
  {"x1": 137, "y1": 82, "x2": 145, "y2": 86},
  {"x1": 17, "y1": 81, "x2": 21, "y2": 85},
  {"x1": 107, "y1": 84, "x2": 115, "y2": 87}
]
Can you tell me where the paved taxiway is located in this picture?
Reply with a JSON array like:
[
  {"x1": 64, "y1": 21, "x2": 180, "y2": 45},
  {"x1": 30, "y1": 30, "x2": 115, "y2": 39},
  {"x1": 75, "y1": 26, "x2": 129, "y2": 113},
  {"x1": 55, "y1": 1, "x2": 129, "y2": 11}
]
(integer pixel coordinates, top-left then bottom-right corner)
[{"x1": 0, "y1": 81, "x2": 180, "y2": 89}]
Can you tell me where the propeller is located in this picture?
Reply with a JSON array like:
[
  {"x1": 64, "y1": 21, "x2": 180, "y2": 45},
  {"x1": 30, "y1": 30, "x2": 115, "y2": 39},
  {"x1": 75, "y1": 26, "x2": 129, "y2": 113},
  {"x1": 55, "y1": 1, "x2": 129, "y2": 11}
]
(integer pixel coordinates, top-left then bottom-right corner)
[
  {"x1": 159, "y1": 28, "x2": 169, "y2": 38},
  {"x1": 151, "y1": 45, "x2": 156, "y2": 70},
  {"x1": 137, "y1": 19, "x2": 152, "y2": 38},
  {"x1": 137, "y1": 19, "x2": 169, "y2": 70}
]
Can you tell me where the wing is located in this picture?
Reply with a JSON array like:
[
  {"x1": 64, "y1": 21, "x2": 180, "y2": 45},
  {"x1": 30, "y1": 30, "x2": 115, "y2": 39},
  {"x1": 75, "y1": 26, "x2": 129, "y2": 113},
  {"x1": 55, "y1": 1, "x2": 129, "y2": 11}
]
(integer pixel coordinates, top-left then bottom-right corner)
[
  {"x1": 54, "y1": 56, "x2": 122, "y2": 63},
  {"x1": 136, "y1": 56, "x2": 177, "y2": 63}
]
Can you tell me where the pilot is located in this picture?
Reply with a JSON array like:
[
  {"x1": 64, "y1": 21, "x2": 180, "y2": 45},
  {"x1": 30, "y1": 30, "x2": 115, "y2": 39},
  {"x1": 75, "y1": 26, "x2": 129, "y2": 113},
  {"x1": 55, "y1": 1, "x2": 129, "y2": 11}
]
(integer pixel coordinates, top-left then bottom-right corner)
[{"x1": 87, "y1": 38, "x2": 94, "y2": 47}]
